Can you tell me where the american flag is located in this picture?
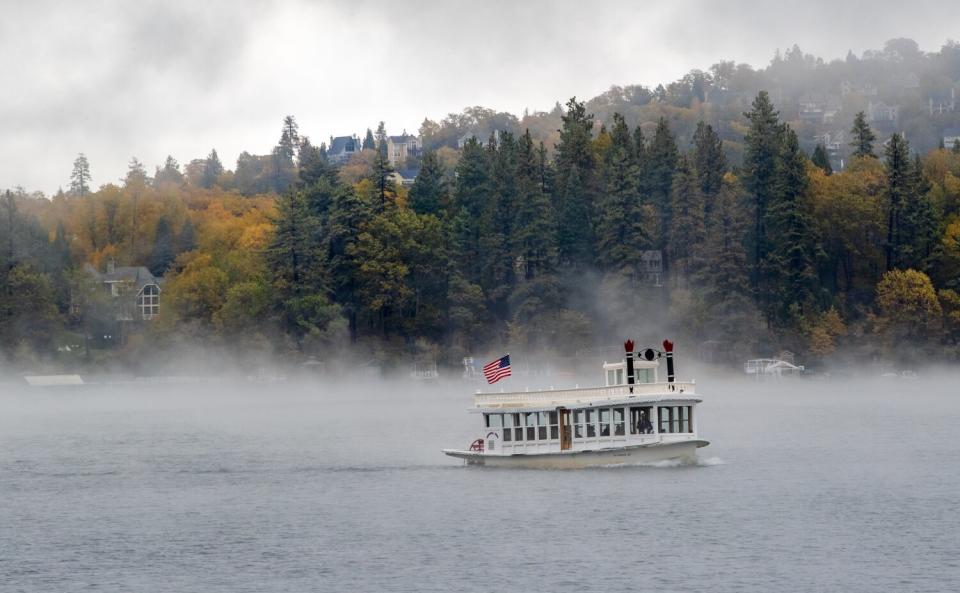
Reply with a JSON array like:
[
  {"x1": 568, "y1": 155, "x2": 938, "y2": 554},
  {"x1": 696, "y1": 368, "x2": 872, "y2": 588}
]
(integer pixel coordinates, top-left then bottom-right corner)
[{"x1": 483, "y1": 355, "x2": 512, "y2": 384}]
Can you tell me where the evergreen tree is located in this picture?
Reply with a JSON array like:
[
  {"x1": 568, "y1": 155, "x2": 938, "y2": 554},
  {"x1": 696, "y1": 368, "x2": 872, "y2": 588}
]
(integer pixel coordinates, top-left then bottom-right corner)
[
  {"x1": 371, "y1": 121, "x2": 395, "y2": 210},
  {"x1": 555, "y1": 97, "x2": 596, "y2": 267},
  {"x1": 278, "y1": 115, "x2": 299, "y2": 164},
  {"x1": 178, "y1": 219, "x2": 196, "y2": 254},
  {"x1": 646, "y1": 117, "x2": 679, "y2": 259},
  {"x1": 363, "y1": 128, "x2": 376, "y2": 150},
  {"x1": 850, "y1": 111, "x2": 877, "y2": 159},
  {"x1": 884, "y1": 133, "x2": 911, "y2": 270},
  {"x1": 668, "y1": 155, "x2": 706, "y2": 283},
  {"x1": 70, "y1": 153, "x2": 91, "y2": 196},
  {"x1": 267, "y1": 190, "x2": 337, "y2": 350},
  {"x1": 155, "y1": 156, "x2": 184, "y2": 186},
  {"x1": 901, "y1": 154, "x2": 939, "y2": 271},
  {"x1": 512, "y1": 130, "x2": 557, "y2": 280},
  {"x1": 409, "y1": 150, "x2": 447, "y2": 215},
  {"x1": 692, "y1": 121, "x2": 726, "y2": 201},
  {"x1": 811, "y1": 143, "x2": 833, "y2": 174},
  {"x1": 201, "y1": 149, "x2": 223, "y2": 188},
  {"x1": 125, "y1": 157, "x2": 148, "y2": 187},
  {"x1": 764, "y1": 127, "x2": 821, "y2": 325},
  {"x1": 743, "y1": 91, "x2": 784, "y2": 288},
  {"x1": 697, "y1": 179, "x2": 754, "y2": 341},
  {"x1": 478, "y1": 132, "x2": 517, "y2": 315},
  {"x1": 298, "y1": 137, "x2": 336, "y2": 187},
  {"x1": 452, "y1": 137, "x2": 491, "y2": 286},
  {"x1": 594, "y1": 113, "x2": 651, "y2": 277},
  {"x1": 149, "y1": 216, "x2": 176, "y2": 276},
  {"x1": 325, "y1": 184, "x2": 372, "y2": 341},
  {"x1": 953, "y1": 139, "x2": 960, "y2": 154}
]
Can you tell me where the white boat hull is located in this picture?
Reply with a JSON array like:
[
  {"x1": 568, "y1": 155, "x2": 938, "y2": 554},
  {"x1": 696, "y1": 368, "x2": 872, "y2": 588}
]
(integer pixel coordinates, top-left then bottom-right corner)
[{"x1": 443, "y1": 439, "x2": 708, "y2": 469}]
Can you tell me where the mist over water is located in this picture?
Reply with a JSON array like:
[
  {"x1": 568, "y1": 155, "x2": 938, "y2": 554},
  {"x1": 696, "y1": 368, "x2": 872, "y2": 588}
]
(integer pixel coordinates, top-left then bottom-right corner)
[{"x1": 2, "y1": 374, "x2": 959, "y2": 592}]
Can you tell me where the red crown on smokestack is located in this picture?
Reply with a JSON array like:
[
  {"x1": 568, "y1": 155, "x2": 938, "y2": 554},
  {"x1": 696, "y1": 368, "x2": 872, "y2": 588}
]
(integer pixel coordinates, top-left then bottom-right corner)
[
  {"x1": 624, "y1": 340, "x2": 634, "y2": 353},
  {"x1": 662, "y1": 339, "x2": 673, "y2": 353}
]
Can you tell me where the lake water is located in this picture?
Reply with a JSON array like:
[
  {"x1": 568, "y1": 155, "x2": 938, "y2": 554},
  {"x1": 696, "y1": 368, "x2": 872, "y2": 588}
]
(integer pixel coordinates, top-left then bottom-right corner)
[{"x1": 2, "y1": 374, "x2": 959, "y2": 592}]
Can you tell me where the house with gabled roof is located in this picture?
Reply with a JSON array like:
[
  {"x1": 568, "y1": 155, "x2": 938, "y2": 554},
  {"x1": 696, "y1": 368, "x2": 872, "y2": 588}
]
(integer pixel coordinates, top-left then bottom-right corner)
[{"x1": 328, "y1": 135, "x2": 361, "y2": 164}]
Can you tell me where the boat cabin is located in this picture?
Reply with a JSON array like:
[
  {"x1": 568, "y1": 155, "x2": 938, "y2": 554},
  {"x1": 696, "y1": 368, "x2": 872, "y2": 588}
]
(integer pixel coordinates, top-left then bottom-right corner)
[{"x1": 470, "y1": 357, "x2": 700, "y2": 457}]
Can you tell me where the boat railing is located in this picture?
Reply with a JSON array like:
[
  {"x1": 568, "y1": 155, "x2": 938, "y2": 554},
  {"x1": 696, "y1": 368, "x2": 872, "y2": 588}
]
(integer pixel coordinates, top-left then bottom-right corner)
[{"x1": 474, "y1": 381, "x2": 696, "y2": 408}]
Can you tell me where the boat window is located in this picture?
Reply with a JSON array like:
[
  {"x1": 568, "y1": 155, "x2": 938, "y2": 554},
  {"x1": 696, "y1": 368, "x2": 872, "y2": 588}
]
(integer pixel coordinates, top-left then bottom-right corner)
[
  {"x1": 636, "y1": 368, "x2": 652, "y2": 383},
  {"x1": 678, "y1": 406, "x2": 689, "y2": 433},
  {"x1": 616, "y1": 368, "x2": 624, "y2": 385},
  {"x1": 485, "y1": 414, "x2": 502, "y2": 429},
  {"x1": 613, "y1": 408, "x2": 625, "y2": 436},
  {"x1": 538, "y1": 412, "x2": 548, "y2": 440},
  {"x1": 659, "y1": 406, "x2": 673, "y2": 433},
  {"x1": 607, "y1": 370, "x2": 615, "y2": 386},
  {"x1": 573, "y1": 410, "x2": 583, "y2": 439},
  {"x1": 599, "y1": 408, "x2": 610, "y2": 437},
  {"x1": 525, "y1": 412, "x2": 537, "y2": 441},
  {"x1": 585, "y1": 409, "x2": 596, "y2": 438},
  {"x1": 549, "y1": 411, "x2": 559, "y2": 439},
  {"x1": 630, "y1": 406, "x2": 653, "y2": 434},
  {"x1": 508, "y1": 413, "x2": 522, "y2": 441}
]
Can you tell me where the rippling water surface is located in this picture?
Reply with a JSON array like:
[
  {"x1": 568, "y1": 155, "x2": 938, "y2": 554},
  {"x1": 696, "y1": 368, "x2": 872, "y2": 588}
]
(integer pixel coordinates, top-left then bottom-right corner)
[{"x1": 2, "y1": 374, "x2": 959, "y2": 592}]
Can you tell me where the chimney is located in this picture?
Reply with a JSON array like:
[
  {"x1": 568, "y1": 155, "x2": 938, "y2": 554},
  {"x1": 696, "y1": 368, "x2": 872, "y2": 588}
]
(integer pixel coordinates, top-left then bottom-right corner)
[
  {"x1": 624, "y1": 340, "x2": 635, "y2": 393},
  {"x1": 663, "y1": 339, "x2": 675, "y2": 383}
]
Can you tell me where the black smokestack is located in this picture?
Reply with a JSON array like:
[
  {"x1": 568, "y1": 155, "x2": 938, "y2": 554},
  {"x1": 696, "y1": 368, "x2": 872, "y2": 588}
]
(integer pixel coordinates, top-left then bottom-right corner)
[
  {"x1": 663, "y1": 339, "x2": 674, "y2": 383},
  {"x1": 624, "y1": 339, "x2": 635, "y2": 393}
]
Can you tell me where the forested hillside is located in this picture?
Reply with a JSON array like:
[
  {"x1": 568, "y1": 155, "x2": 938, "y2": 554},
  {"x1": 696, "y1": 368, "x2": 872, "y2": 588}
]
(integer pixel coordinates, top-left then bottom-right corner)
[{"x1": 3, "y1": 39, "x2": 960, "y2": 372}]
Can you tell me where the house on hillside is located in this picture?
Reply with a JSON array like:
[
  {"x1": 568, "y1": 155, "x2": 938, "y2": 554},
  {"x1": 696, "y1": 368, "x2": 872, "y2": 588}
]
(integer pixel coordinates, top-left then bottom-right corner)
[
  {"x1": 944, "y1": 127, "x2": 960, "y2": 148},
  {"x1": 929, "y1": 88, "x2": 957, "y2": 115},
  {"x1": 386, "y1": 133, "x2": 421, "y2": 166},
  {"x1": 458, "y1": 129, "x2": 500, "y2": 149},
  {"x1": 84, "y1": 261, "x2": 162, "y2": 321},
  {"x1": 867, "y1": 101, "x2": 899, "y2": 124},
  {"x1": 328, "y1": 135, "x2": 361, "y2": 164},
  {"x1": 640, "y1": 250, "x2": 663, "y2": 287}
]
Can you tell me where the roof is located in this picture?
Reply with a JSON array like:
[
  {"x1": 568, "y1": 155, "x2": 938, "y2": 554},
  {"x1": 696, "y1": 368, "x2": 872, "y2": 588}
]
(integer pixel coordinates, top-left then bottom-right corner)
[
  {"x1": 329, "y1": 135, "x2": 359, "y2": 154},
  {"x1": 944, "y1": 127, "x2": 960, "y2": 136},
  {"x1": 389, "y1": 134, "x2": 418, "y2": 143},
  {"x1": 85, "y1": 263, "x2": 160, "y2": 290},
  {"x1": 397, "y1": 166, "x2": 420, "y2": 180}
]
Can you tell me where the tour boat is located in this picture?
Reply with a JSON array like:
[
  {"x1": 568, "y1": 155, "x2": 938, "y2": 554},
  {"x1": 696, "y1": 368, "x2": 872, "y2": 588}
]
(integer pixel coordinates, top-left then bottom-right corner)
[{"x1": 443, "y1": 340, "x2": 709, "y2": 468}]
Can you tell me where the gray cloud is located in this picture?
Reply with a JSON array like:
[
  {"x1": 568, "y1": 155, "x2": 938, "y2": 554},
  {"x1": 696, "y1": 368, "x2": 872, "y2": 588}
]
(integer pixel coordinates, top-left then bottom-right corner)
[{"x1": 1, "y1": 0, "x2": 956, "y2": 193}]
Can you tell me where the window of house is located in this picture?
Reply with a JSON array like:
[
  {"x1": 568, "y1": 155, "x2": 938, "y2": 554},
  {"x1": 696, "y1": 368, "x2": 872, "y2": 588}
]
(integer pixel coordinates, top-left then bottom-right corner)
[{"x1": 138, "y1": 284, "x2": 159, "y2": 319}]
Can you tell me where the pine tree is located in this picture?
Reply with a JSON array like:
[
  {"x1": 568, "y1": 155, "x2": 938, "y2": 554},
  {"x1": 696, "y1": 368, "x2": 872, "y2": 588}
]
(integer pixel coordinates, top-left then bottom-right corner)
[
  {"x1": 149, "y1": 216, "x2": 176, "y2": 276},
  {"x1": 201, "y1": 149, "x2": 223, "y2": 188},
  {"x1": 177, "y1": 219, "x2": 196, "y2": 253},
  {"x1": 811, "y1": 143, "x2": 833, "y2": 175},
  {"x1": 478, "y1": 132, "x2": 517, "y2": 314},
  {"x1": 668, "y1": 155, "x2": 706, "y2": 284},
  {"x1": 298, "y1": 137, "x2": 336, "y2": 187},
  {"x1": 155, "y1": 156, "x2": 184, "y2": 186},
  {"x1": 953, "y1": 139, "x2": 960, "y2": 154},
  {"x1": 512, "y1": 130, "x2": 557, "y2": 280},
  {"x1": 554, "y1": 97, "x2": 596, "y2": 267},
  {"x1": 850, "y1": 111, "x2": 877, "y2": 159},
  {"x1": 764, "y1": 127, "x2": 821, "y2": 325},
  {"x1": 409, "y1": 150, "x2": 447, "y2": 215},
  {"x1": 595, "y1": 113, "x2": 651, "y2": 277},
  {"x1": 363, "y1": 128, "x2": 376, "y2": 150},
  {"x1": 325, "y1": 184, "x2": 372, "y2": 341},
  {"x1": 901, "y1": 154, "x2": 940, "y2": 271},
  {"x1": 884, "y1": 133, "x2": 911, "y2": 270},
  {"x1": 743, "y1": 91, "x2": 784, "y2": 288},
  {"x1": 692, "y1": 121, "x2": 726, "y2": 202},
  {"x1": 371, "y1": 121, "x2": 395, "y2": 210},
  {"x1": 697, "y1": 178, "x2": 754, "y2": 341},
  {"x1": 70, "y1": 153, "x2": 91, "y2": 196},
  {"x1": 452, "y1": 137, "x2": 491, "y2": 286},
  {"x1": 125, "y1": 157, "x2": 148, "y2": 187},
  {"x1": 646, "y1": 117, "x2": 679, "y2": 259}
]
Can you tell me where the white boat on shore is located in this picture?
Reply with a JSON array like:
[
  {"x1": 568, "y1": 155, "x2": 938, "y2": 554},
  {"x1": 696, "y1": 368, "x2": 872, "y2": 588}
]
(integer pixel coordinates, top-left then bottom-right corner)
[{"x1": 443, "y1": 340, "x2": 709, "y2": 468}]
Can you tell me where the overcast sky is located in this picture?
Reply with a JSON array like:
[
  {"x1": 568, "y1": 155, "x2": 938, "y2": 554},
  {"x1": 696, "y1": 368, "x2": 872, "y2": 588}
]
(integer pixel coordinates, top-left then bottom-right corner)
[{"x1": 2, "y1": 0, "x2": 956, "y2": 194}]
